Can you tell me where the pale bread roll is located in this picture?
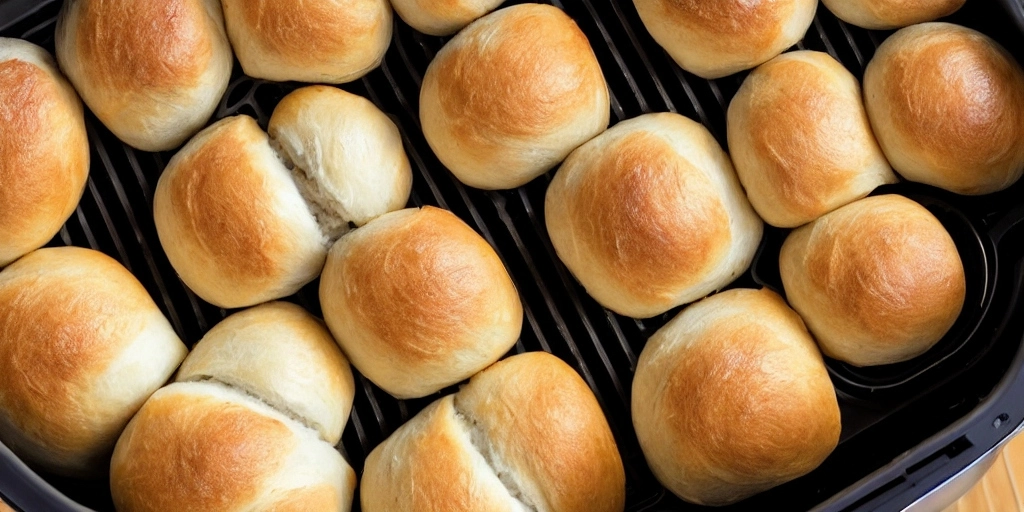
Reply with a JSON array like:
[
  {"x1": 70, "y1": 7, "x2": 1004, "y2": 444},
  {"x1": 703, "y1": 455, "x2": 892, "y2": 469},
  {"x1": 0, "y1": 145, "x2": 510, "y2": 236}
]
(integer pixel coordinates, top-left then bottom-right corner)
[
  {"x1": 0, "y1": 39, "x2": 89, "y2": 267},
  {"x1": 780, "y1": 194, "x2": 966, "y2": 366},
  {"x1": 728, "y1": 51, "x2": 897, "y2": 228},
  {"x1": 545, "y1": 112, "x2": 763, "y2": 318},
  {"x1": 175, "y1": 302, "x2": 355, "y2": 446},
  {"x1": 821, "y1": 0, "x2": 964, "y2": 29},
  {"x1": 391, "y1": 0, "x2": 504, "y2": 35},
  {"x1": 633, "y1": 0, "x2": 817, "y2": 79},
  {"x1": 863, "y1": 23, "x2": 1024, "y2": 195},
  {"x1": 319, "y1": 206, "x2": 523, "y2": 398},
  {"x1": 220, "y1": 0, "x2": 392, "y2": 84},
  {"x1": 362, "y1": 352, "x2": 625, "y2": 512},
  {"x1": 56, "y1": 0, "x2": 232, "y2": 152},
  {"x1": 110, "y1": 382, "x2": 356, "y2": 512},
  {"x1": 0, "y1": 247, "x2": 187, "y2": 478},
  {"x1": 268, "y1": 85, "x2": 413, "y2": 229},
  {"x1": 632, "y1": 288, "x2": 841, "y2": 506},
  {"x1": 420, "y1": 4, "x2": 610, "y2": 190},
  {"x1": 153, "y1": 116, "x2": 329, "y2": 309}
]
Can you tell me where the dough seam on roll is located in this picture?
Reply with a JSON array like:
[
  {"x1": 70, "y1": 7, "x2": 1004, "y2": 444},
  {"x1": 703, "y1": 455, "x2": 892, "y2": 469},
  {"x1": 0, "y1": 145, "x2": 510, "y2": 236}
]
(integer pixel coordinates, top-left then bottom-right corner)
[
  {"x1": 451, "y1": 402, "x2": 539, "y2": 511},
  {"x1": 266, "y1": 135, "x2": 353, "y2": 241},
  {"x1": 177, "y1": 374, "x2": 332, "y2": 446}
]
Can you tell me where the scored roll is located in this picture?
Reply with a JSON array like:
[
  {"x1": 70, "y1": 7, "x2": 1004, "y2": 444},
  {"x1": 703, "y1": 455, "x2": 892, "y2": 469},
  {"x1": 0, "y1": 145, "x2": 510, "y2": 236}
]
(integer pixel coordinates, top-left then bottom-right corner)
[
  {"x1": 361, "y1": 351, "x2": 626, "y2": 512},
  {"x1": 632, "y1": 288, "x2": 841, "y2": 506},
  {"x1": 780, "y1": 194, "x2": 966, "y2": 367},
  {"x1": 821, "y1": 0, "x2": 965, "y2": 30},
  {"x1": 0, "y1": 248, "x2": 187, "y2": 478},
  {"x1": 110, "y1": 382, "x2": 356, "y2": 512},
  {"x1": 220, "y1": 0, "x2": 392, "y2": 84},
  {"x1": 728, "y1": 50, "x2": 896, "y2": 228},
  {"x1": 863, "y1": 23, "x2": 1024, "y2": 195},
  {"x1": 545, "y1": 112, "x2": 763, "y2": 318},
  {"x1": 420, "y1": 3, "x2": 610, "y2": 190},
  {"x1": 632, "y1": 0, "x2": 818, "y2": 79},
  {"x1": 320, "y1": 207, "x2": 523, "y2": 399},
  {"x1": 56, "y1": 0, "x2": 232, "y2": 152},
  {"x1": 0, "y1": 38, "x2": 89, "y2": 268},
  {"x1": 175, "y1": 302, "x2": 355, "y2": 446}
]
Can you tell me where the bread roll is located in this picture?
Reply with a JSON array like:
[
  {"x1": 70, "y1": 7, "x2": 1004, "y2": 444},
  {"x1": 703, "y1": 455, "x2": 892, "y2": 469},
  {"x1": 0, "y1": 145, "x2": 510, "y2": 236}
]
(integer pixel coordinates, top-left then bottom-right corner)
[
  {"x1": 420, "y1": 4, "x2": 610, "y2": 190},
  {"x1": 0, "y1": 39, "x2": 89, "y2": 268},
  {"x1": 175, "y1": 302, "x2": 355, "y2": 445},
  {"x1": 391, "y1": 0, "x2": 504, "y2": 35},
  {"x1": 632, "y1": 288, "x2": 840, "y2": 506},
  {"x1": 268, "y1": 86, "x2": 413, "y2": 228},
  {"x1": 821, "y1": 0, "x2": 964, "y2": 29},
  {"x1": 0, "y1": 247, "x2": 187, "y2": 478},
  {"x1": 728, "y1": 51, "x2": 897, "y2": 228},
  {"x1": 320, "y1": 207, "x2": 522, "y2": 399},
  {"x1": 780, "y1": 195, "x2": 966, "y2": 366},
  {"x1": 633, "y1": 0, "x2": 817, "y2": 79},
  {"x1": 545, "y1": 112, "x2": 763, "y2": 318},
  {"x1": 221, "y1": 0, "x2": 392, "y2": 83},
  {"x1": 153, "y1": 116, "x2": 330, "y2": 309},
  {"x1": 110, "y1": 382, "x2": 356, "y2": 512},
  {"x1": 362, "y1": 351, "x2": 625, "y2": 512},
  {"x1": 864, "y1": 23, "x2": 1024, "y2": 195},
  {"x1": 56, "y1": 0, "x2": 232, "y2": 152}
]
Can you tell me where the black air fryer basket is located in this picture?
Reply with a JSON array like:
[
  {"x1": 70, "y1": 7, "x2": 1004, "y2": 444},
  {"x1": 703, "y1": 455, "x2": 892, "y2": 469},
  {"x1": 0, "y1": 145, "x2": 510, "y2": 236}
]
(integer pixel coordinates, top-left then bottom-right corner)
[{"x1": 2, "y1": 1, "x2": 1024, "y2": 511}]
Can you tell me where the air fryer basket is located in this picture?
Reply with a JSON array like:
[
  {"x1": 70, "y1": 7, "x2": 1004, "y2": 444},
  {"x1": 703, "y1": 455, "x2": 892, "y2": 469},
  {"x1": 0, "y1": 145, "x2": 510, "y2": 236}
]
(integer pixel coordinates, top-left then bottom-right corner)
[{"x1": 2, "y1": 1, "x2": 1024, "y2": 511}]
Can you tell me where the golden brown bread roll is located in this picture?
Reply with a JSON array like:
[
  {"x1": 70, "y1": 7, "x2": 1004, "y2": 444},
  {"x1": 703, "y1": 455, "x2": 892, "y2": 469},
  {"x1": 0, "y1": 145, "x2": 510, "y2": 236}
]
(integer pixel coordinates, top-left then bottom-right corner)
[
  {"x1": 420, "y1": 4, "x2": 610, "y2": 190},
  {"x1": 220, "y1": 0, "x2": 392, "y2": 84},
  {"x1": 56, "y1": 0, "x2": 232, "y2": 152},
  {"x1": 153, "y1": 116, "x2": 330, "y2": 309},
  {"x1": 545, "y1": 112, "x2": 763, "y2": 318},
  {"x1": 780, "y1": 194, "x2": 966, "y2": 366},
  {"x1": 632, "y1": 0, "x2": 817, "y2": 79},
  {"x1": 319, "y1": 206, "x2": 523, "y2": 398},
  {"x1": 632, "y1": 288, "x2": 841, "y2": 506},
  {"x1": 268, "y1": 85, "x2": 413, "y2": 228},
  {"x1": 0, "y1": 247, "x2": 188, "y2": 478},
  {"x1": 0, "y1": 38, "x2": 89, "y2": 268},
  {"x1": 821, "y1": 0, "x2": 964, "y2": 29},
  {"x1": 361, "y1": 351, "x2": 625, "y2": 512},
  {"x1": 863, "y1": 23, "x2": 1024, "y2": 195},
  {"x1": 110, "y1": 382, "x2": 356, "y2": 512},
  {"x1": 728, "y1": 51, "x2": 897, "y2": 228},
  {"x1": 175, "y1": 302, "x2": 355, "y2": 446},
  {"x1": 391, "y1": 0, "x2": 504, "y2": 35}
]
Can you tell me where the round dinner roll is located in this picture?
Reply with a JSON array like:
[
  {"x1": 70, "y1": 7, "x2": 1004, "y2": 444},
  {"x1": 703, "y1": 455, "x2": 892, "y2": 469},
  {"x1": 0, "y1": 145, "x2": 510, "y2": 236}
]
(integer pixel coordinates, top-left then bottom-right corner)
[
  {"x1": 821, "y1": 0, "x2": 964, "y2": 29},
  {"x1": 221, "y1": 0, "x2": 392, "y2": 83},
  {"x1": 633, "y1": 0, "x2": 817, "y2": 79},
  {"x1": 0, "y1": 39, "x2": 89, "y2": 268},
  {"x1": 320, "y1": 206, "x2": 523, "y2": 399},
  {"x1": 0, "y1": 247, "x2": 187, "y2": 478},
  {"x1": 56, "y1": 0, "x2": 232, "y2": 152},
  {"x1": 632, "y1": 288, "x2": 841, "y2": 506},
  {"x1": 420, "y1": 4, "x2": 610, "y2": 190},
  {"x1": 545, "y1": 112, "x2": 763, "y2": 318},
  {"x1": 268, "y1": 86, "x2": 413, "y2": 228},
  {"x1": 864, "y1": 23, "x2": 1024, "y2": 195},
  {"x1": 175, "y1": 302, "x2": 355, "y2": 446},
  {"x1": 154, "y1": 116, "x2": 330, "y2": 309},
  {"x1": 362, "y1": 351, "x2": 625, "y2": 512},
  {"x1": 110, "y1": 382, "x2": 356, "y2": 512},
  {"x1": 391, "y1": 0, "x2": 504, "y2": 35},
  {"x1": 780, "y1": 194, "x2": 966, "y2": 367},
  {"x1": 728, "y1": 51, "x2": 897, "y2": 228}
]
